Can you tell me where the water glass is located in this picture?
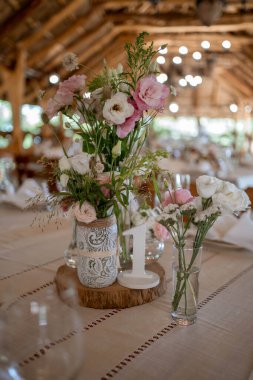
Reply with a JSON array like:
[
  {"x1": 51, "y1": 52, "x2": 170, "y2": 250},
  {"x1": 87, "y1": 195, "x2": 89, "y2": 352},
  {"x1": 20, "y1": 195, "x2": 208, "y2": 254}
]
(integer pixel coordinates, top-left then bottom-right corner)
[{"x1": 172, "y1": 173, "x2": 191, "y2": 190}]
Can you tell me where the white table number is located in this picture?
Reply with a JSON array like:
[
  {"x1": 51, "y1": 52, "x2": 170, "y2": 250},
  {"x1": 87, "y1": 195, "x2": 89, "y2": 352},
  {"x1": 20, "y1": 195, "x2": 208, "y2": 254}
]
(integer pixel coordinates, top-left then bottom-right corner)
[{"x1": 117, "y1": 223, "x2": 160, "y2": 289}]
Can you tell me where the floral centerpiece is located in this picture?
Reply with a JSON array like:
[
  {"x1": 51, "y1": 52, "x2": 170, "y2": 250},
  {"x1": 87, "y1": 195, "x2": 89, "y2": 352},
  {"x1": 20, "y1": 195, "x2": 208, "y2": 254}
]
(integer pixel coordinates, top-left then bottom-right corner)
[
  {"x1": 43, "y1": 33, "x2": 171, "y2": 288},
  {"x1": 156, "y1": 175, "x2": 250, "y2": 325}
]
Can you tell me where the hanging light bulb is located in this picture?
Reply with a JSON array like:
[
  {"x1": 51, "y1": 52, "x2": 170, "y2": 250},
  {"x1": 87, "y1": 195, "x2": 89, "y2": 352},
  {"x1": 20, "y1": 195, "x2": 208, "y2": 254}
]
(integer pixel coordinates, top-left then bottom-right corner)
[{"x1": 49, "y1": 74, "x2": 59, "y2": 84}]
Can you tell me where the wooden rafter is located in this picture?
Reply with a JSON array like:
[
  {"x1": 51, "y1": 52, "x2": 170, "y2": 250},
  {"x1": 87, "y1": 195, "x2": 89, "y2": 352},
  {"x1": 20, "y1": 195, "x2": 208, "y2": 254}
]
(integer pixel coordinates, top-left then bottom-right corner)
[{"x1": 18, "y1": 0, "x2": 91, "y2": 50}]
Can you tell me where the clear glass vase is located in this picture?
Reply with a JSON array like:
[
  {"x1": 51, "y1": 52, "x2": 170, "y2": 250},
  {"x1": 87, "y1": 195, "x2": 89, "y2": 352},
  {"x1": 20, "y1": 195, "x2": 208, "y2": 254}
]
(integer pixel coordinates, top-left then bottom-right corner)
[
  {"x1": 64, "y1": 219, "x2": 78, "y2": 269},
  {"x1": 171, "y1": 242, "x2": 202, "y2": 326}
]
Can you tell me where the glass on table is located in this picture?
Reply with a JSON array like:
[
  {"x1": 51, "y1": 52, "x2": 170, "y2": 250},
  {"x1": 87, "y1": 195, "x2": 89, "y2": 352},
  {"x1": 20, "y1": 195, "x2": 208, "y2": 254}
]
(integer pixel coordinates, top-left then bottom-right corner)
[
  {"x1": 1, "y1": 288, "x2": 84, "y2": 380},
  {"x1": 172, "y1": 173, "x2": 191, "y2": 190},
  {"x1": 0, "y1": 157, "x2": 16, "y2": 195}
]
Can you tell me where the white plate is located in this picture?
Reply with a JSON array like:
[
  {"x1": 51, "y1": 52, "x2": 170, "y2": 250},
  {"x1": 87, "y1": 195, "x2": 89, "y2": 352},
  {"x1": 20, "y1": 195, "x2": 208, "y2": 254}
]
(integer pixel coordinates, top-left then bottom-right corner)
[{"x1": 204, "y1": 239, "x2": 243, "y2": 250}]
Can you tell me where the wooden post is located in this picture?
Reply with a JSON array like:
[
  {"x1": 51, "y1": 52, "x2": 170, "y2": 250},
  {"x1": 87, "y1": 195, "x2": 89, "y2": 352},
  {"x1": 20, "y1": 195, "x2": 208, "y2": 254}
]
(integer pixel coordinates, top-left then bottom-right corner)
[{"x1": 1, "y1": 49, "x2": 26, "y2": 154}]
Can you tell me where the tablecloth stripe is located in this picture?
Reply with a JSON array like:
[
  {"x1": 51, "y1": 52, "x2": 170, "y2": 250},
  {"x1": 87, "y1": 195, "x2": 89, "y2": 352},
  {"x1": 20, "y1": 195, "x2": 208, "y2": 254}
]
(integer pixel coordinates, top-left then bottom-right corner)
[{"x1": 101, "y1": 262, "x2": 253, "y2": 380}]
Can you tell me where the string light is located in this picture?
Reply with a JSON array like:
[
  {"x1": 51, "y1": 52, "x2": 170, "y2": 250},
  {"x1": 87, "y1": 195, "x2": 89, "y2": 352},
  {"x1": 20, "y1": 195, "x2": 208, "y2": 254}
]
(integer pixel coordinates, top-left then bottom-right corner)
[
  {"x1": 179, "y1": 78, "x2": 187, "y2": 87},
  {"x1": 173, "y1": 56, "x2": 182, "y2": 64},
  {"x1": 192, "y1": 51, "x2": 202, "y2": 60},
  {"x1": 157, "y1": 73, "x2": 168, "y2": 83},
  {"x1": 179, "y1": 46, "x2": 188, "y2": 55},
  {"x1": 49, "y1": 74, "x2": 59, "y2": 84},
  {"x1": 159, "y1": 46, "x2": 168, "y2": 54},
  {"x1": 156, "y1": 56, "x2": 166, "y2": 64},
  {"x1": 229, "y1": 103, "x2": 238, "y2": 113},
  {"x1": 194, "y1": 75, "x2": 202, "y2": 85},
  {"x1": 169, "y1": 103, "x2": 179, "y2": 113},
  {"x1": 222, "y1": 40, "x2": 231, "y2": 49},
  {"x1": 185, "y1": 75, "x2": 193, "y2": 82},
  {"x1": 201, "y1": 40, "x2": 210, "y2": 49}
]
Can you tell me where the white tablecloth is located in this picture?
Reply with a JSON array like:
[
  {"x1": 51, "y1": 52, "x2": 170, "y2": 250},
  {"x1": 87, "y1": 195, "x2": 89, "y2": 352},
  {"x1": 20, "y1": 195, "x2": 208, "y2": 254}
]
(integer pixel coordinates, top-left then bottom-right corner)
[
  {"x1": 1, "y1": 204, "x2": 253, "y2": 380},
  {"x1": 158, "y1": 158, "x2": 253, "y2": 189}
]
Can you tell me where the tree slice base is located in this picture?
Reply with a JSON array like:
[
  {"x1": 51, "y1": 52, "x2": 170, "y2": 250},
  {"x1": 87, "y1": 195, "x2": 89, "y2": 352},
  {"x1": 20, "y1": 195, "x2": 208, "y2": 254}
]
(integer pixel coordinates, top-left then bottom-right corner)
[{"x1": 55, "y1": 263, "x2": 166, "y2": 309}]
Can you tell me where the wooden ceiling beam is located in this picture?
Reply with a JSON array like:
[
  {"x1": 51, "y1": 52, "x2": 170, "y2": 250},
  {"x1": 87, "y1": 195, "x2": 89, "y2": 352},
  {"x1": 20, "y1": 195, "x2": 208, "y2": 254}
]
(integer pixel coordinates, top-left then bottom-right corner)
[
  {"x1": 0, "y1": 0, "x2": 43, "y2": 39},
  {"x1": 28, "y1": 6, "x2": 105, "y2": 68},
  {"x1": 111, "y1": 21, "x2": 253, "y2": 34},
  {"x1": 106, "y1": 11, "x2": 253, "y2": 26},
  {"x1": 18, "y1": 0, "x2": 90, "y2": 50},
  {"x1": 43, "y1": 22, "x2": 114, "y2": 73},
  {"x1": 25, "y1": 24, "x2": 118, "y2": 104},
  {"x1": 220, "y1": 69, "x2": 253, "y2": 98}
]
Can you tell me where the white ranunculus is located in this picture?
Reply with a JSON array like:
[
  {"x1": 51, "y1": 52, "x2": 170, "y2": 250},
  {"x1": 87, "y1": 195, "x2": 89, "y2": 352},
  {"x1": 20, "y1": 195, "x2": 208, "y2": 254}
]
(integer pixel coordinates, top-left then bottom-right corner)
[
  {"x1": 59, "y1": 155, "x2": 71, "y2": 171},
  {"x1": 212, "y1": 189, "x2": 250, "y2": 213},
  {"x1": 102, "y1": 92, "x2": 134, "y2": 125},
  {"x1": 60, "y1": 173, "x2": 69, "y2": 188},
  {"x1": 69, "y1": 152, "x2": 91, "y2": 175},
  {"x1": 196, "y1": 175, "x2": 223, "y2": 199}
]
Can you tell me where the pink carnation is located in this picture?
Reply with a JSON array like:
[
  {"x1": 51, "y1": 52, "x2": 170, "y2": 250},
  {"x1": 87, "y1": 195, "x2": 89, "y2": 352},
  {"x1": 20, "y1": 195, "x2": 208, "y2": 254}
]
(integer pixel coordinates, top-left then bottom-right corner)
[
  {"x1": 162, "y1": 189, "x2": 193, "y2": 207},
  {"x1": 59, "y1": 75, "x2": 86, "y2": 93},
  {"x1": 45, "y1": 75, "x2": 87, "y2": 119},
  {"x1": 46, "y1": 98, "x2": 62, "y2": 119},
  {"x1": 153, "y1": 222, "x2": 170, "y2": 242},
  {"x1": 116, "y1": 99, "x2": 142, "y2": 138},
  {"x1": 132, "y1": 75, "x2": 169, "y2": 111}
]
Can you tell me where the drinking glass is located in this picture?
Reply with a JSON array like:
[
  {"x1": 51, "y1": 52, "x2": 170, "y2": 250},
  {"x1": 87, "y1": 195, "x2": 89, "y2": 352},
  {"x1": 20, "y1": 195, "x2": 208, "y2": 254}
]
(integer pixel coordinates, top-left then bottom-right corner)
[
  {"x1": 1, "y1": 288, "x2": 84, "y2": 379},
  {"x1": 172, "y1": 173, "x2": 191, "y2": 190}
]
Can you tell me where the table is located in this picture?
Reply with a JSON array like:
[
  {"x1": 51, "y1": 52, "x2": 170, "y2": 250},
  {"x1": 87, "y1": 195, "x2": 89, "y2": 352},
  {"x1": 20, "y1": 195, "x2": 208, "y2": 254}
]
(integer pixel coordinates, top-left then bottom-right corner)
[
  {"x1": 158, "y1": 158, "x2": 253, "y2": 189},
  {"x1": 1, "y1": 204, "x2": 253, "y2": 380}
]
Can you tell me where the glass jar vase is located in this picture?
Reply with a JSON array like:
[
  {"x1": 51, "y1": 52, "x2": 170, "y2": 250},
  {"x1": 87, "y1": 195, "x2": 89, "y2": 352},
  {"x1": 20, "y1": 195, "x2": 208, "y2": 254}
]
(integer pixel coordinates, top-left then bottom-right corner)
[
  {"x1": 76, "y1": 214, "x2": 118, "y2": 288},
  {"x1": 171, "y1": 241, "x2": 202, "y2": 326}
]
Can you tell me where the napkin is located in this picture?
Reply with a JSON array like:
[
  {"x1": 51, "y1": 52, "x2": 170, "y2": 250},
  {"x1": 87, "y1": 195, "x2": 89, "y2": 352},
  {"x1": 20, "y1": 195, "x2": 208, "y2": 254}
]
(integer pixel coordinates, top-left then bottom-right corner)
[
  {"x1": 0, "y1": 179, "x2": 43, "y2": 209},
  {"x1": 206, "y1": 211, "x2": 253, "y2": 251}
]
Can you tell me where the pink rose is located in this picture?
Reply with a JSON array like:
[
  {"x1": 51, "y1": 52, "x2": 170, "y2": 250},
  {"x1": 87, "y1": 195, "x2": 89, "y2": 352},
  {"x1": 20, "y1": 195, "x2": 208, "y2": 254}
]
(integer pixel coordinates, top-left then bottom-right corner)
[
  {"x1": 153, "y1": 222, "x2": 170, "y2": 242},
  {"x1": 162, "y1": 189, "x2": 193, "y2": 207},
  {"x1": 116, "y1": 99, "x2": 142, "y2": 138},
  {"x1": 132, "y1": 75, "x2": 169, "y2": 111},
  {"x1": 74, "y1": 201, "x2": 97, "y2": 224}
]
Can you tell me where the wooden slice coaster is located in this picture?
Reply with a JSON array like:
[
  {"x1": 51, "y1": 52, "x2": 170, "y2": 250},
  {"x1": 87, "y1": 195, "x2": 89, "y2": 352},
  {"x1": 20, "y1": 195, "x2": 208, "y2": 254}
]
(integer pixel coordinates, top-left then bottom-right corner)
[{"x1": 55, "y1": 262, "x2": 166, "y2": 309}]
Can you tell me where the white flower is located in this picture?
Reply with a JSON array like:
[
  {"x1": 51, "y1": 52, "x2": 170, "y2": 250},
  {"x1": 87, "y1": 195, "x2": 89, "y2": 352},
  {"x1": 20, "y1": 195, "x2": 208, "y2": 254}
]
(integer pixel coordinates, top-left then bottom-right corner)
[
  {"x1": 59, "y1": 156, "x2": 71, "y2": 171},
  {"x1": 196, "y1": 175, "x2": 223, "y2": 198},
  {"x1": 102, "y1": 92, "x2": 134, "y2": 125},
  {"x1": 191, "y1": 196, "x2": 203, "y2": 212},
  {"x1": 67, "y1": 139, "x2": 83, "y2": 156},
  {"x1": 212, "y1": 189, "x2": 250, "y2": 213},
  {"x1": 60, "y1": 174, "x2": 69, "y2": 188},
  {"x1": 69, "y1": 152, "x2": 91, "y2": 175},
  {"x1": 180, "y1": 203, "x2": 197, "y2": 212},
  {"x1": 112, "y1": 141, "x2": 122, "y2": 157},
  {"x1": 74, "y1": 201, "x2": 97, "y2": 224},
  {"x1": 163, "y1": 204, "x2": 179, "y2": 214},
  {"x1": 62, "y1": 52, "x2": 79, "y2": 72},
  {"x1": 94, "y1": 162, "x2": 104, "y2": 174}
]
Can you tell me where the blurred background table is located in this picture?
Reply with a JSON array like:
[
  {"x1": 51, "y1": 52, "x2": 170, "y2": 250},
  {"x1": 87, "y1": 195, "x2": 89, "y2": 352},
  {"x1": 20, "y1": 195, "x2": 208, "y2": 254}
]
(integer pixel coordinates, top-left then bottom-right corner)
[{"x1": 1, "y1": 204, "x2": 253, "y2": 380}]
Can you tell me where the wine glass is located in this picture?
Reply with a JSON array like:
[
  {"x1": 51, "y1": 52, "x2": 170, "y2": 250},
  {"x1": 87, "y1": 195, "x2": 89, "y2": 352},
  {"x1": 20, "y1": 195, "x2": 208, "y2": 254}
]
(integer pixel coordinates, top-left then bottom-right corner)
[
  {"x1": 1, "y1": 288, "x2": 84, "y2": 380},
  {"x1": 172, "y1": 173, "x2": 191, "y2": 190}
]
